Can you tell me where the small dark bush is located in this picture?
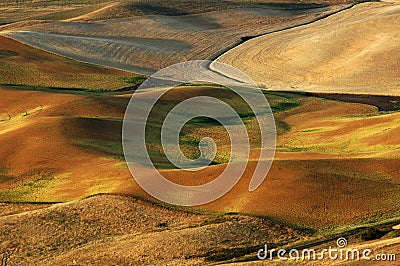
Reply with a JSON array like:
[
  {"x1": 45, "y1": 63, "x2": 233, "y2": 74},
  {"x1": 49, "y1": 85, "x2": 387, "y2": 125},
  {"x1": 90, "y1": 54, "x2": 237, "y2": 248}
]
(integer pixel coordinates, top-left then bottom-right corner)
[
  {"x1": 360, "y1": 228, "x2": 384, "y2": 241},
  {"x1": 156, "y1": 222, "x2": 169, "y2": 228}
]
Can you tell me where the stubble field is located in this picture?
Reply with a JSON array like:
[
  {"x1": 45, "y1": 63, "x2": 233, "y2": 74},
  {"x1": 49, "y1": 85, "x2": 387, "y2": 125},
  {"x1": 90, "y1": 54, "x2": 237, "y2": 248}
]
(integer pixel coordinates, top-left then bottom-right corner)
[{"x1": 0, "y1": 1, "x2": 399, "y2": 264}]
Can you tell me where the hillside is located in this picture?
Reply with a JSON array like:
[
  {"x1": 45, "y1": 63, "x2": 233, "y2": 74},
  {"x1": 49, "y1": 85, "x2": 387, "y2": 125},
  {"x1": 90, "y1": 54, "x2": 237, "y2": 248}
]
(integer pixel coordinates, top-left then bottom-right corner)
[
  {"x1": 0, "y1": 194, "x2": 399, "y2": 265},
  {"x1": 0, "y1": 194, "x2": 307, "y2": 265},
  {"x1": 0, "y1": 1, "x2": 399, "y2": 264},
  {"x1": 217, "y1": 1, "x2": 400, "y2": 95},
  {"x1": 1, "y1": 2, "x2": 345, "y2": 75},
  {"x1": 1, "y1": 84, "x2": 399, "y2": 229},
  {"x1": 0, "y1": 36, "x2": 141, "y2": 90}
]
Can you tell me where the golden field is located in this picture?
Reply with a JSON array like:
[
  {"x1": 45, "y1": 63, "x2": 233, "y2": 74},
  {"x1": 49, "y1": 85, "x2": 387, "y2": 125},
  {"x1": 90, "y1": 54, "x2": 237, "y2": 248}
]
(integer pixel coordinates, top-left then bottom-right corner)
[
  {"x1": 217, "y1": 1, "x2": 400, "y2": 94},
  {"x1": 0, "y1": 1, "x2": 399, "y2": 264},
  {"x1": 1, "y1": 1, "x2": 346, "y2": 74}
]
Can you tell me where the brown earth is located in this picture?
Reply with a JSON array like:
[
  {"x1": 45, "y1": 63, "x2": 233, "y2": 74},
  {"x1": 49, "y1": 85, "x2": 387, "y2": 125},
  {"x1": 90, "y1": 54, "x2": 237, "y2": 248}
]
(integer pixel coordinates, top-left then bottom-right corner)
[{"x1": 1, "y1": 85, "x2": 399, "y2": 229}]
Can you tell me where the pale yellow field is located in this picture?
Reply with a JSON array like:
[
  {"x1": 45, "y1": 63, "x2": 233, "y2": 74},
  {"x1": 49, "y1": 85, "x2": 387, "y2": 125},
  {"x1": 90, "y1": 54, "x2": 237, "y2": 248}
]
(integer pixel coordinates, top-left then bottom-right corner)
[
  {"x1": 1, "y1": 3, "x2": 343, "y2": 74},
  {"x1": 217, "y1": 1, "x2": 400, "y2": 95}
]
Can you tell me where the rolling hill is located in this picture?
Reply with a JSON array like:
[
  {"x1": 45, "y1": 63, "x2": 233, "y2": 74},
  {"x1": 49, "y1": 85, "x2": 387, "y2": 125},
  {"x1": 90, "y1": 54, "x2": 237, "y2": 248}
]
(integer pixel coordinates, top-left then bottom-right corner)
[
  {"x1": 1, "y1": 1, "x2": 345, "y2": 75},
  {"x1": 0, "y1": 194, "x2": 307, "y2": 265},
  {"x1": 217, "y1": 1, "x2": 400, "y2": 95},
  {"x1": 1, "y1": 84, "x2": 399, "y2": 229},
  {"x1": 0, "y1": 1, "x2": 399, "y2": 264},
  {"x1": 0, "y1": 36, "x2": 141, "y2": 90}
]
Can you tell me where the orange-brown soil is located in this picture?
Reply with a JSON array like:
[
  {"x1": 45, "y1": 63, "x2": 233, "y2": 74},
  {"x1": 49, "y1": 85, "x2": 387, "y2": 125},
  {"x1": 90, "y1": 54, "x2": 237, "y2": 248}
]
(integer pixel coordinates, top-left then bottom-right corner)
[{"x1": 1, "y1": 86, "x2": 399, "y2": 229}]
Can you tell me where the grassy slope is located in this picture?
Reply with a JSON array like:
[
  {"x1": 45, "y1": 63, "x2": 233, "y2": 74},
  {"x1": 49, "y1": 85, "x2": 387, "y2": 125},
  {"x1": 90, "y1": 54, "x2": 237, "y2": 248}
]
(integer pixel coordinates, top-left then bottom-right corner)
[
  {"x1": 0, "y1": 36, "x2": 142, "y2": 90},
  {"x1": 0, "y1": 194, "x2": 399, "y2": 265},
  {"x1": 0, "y1": 0, "x2": 112, "y2": 24},
  {"x1": 0, "y1": 84, "x2": 399, "y2": 230},
  {"x1": 0, "y1": 194, "x2": 308, "y2": 265}
]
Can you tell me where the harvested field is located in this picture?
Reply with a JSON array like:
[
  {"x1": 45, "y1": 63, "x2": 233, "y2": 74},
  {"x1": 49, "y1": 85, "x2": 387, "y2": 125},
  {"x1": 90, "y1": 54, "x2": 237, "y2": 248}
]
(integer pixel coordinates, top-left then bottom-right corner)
[
  {"x1": 2, "y1": 3, "x2": 343, "y2": 75},
  {"x1": 1, "y1": 1, "x2": 399, "y2": 264},
  {"x1": 217, "y1": 1, "x2": 400, "y2": 95}
]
